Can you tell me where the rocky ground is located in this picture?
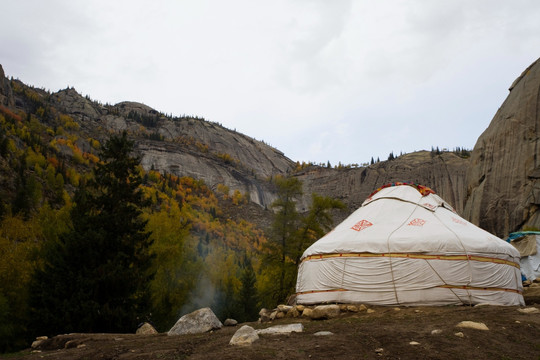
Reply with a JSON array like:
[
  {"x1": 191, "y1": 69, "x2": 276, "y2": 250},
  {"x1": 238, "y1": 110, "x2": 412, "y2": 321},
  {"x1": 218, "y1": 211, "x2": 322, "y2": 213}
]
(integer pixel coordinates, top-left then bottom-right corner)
[{"x1": 4, "y1": 287, "x2": 540, "y2": 360}]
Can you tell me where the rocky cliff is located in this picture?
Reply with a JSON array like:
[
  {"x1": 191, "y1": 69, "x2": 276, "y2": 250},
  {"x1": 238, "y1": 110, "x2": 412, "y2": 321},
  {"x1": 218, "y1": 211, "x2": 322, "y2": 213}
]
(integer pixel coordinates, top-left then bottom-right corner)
[
  {"x1": 295, "y1": 151, "x2": 469, "y2": 223},
  {"x1": 45, "y1": 87, "x2": 296, "y2": 207},
  {"x1": 5, "y1": 59, "x2": 540, "y2": 237},
  {"x1": 0, "y1": 65, "x2": 14, "y2": 107},
  {"x1": 463, "y1": 57, "x2": 540, "y2": 237}
]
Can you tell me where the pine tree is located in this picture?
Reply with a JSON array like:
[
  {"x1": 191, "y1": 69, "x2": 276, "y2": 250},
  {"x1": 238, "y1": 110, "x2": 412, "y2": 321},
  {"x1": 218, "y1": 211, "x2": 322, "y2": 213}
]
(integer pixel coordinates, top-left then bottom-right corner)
[
  {"x1": 237, "y1": 255, "x2": 258, "y2": 322},
  {"x1": 265, "y1": 176, "x2": 302, "y2": 304},
  {"x1": 30, "y1": 131, "x2": 154, "y2": 336}
]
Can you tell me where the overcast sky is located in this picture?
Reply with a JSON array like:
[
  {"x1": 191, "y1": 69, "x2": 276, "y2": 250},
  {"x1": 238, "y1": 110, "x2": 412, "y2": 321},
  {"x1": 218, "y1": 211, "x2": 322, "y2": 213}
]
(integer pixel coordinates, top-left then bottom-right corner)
[{"x1": 1, "y1": 1, "x2": 539, "y2": 165}]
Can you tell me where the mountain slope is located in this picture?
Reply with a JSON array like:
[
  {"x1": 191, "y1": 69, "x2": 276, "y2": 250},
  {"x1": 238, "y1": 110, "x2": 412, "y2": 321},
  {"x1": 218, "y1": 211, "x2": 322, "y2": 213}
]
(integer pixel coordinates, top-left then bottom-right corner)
[{"x1": 464, "y1": 57, "x2": 540, "y2": 237}]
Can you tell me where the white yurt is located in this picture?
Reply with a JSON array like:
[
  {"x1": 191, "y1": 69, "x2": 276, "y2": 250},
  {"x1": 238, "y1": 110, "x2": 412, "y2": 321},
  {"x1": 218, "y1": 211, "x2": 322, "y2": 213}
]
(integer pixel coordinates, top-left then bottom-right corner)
[{"x1": 296, "y1": 183, "x2": 524, "y2": 306}]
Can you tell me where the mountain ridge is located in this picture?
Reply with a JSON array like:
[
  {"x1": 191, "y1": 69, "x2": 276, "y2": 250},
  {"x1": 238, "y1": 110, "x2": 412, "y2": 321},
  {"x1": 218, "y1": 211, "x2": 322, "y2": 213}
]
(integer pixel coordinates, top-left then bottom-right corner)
[{"x1": 3, "y1": 58, "x2": 540, "y2": 237}]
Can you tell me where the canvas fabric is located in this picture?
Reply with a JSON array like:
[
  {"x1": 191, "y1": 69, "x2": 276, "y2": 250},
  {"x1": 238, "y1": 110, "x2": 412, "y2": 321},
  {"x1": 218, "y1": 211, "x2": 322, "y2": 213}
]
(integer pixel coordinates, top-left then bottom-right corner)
[{"x1": 296, "y1": 184, "x2": 524, "y2": 306}]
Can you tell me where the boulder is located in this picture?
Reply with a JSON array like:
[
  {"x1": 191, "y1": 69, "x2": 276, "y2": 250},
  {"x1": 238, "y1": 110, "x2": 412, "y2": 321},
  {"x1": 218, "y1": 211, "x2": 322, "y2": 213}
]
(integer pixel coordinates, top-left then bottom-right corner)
[
  {"x1": 31, "y1": 336, "x2": 48, "y2": 349},
  {"x1": 455, "y1": 321, "x2": 489, "y2": 331},
  {"x1": 256, "y1": 323, "x2": 304, "y2": 335},
  {"x1": 259, "y1": 308, "x2": 271, "y2": 322},
  {"x1": 229, "y1": 325, "x2": 259, "y2": 346},
  {"x1": 277, "y1": 304, "x2": 293, "y2": 313},
  {"x1": 309, "y1": 304, "x2": 340, "y2": 319},
  {"x1": 167, "y1": 307, "x2": 223, "y2": 335},
  {"x1": 302, "y1": 308, "x2": 314, "y2": 318},
  {"x1": 136, "y1": 322, "x2": 158, "y2": 335},
  {"x1": 224, "y1": 318, "x2": 238, "y2": 326},
  {"x1": 287, "y1": 307, "x2": 300, "y2": 318}
]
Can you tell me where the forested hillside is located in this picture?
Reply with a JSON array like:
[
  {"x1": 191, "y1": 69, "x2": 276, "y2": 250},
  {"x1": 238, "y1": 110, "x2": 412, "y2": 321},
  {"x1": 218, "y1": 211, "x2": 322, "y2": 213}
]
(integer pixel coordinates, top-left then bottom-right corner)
[{"x1": 0, "y1": 66, "x2": 344, "y2": 351}]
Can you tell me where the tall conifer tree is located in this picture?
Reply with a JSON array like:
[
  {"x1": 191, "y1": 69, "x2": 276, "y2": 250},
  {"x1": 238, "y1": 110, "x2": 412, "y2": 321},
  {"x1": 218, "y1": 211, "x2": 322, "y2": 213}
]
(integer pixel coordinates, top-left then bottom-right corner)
[{"x1": 30, "y1": 131, "x2": 153, "y2": 336}]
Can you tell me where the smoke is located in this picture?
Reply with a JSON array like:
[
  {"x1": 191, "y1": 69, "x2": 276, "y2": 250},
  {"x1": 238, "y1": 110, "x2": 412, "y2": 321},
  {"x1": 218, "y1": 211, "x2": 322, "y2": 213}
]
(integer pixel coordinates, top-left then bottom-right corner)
[{"x1": 177, "y1": 274, "x2": 224, "y2": 319}]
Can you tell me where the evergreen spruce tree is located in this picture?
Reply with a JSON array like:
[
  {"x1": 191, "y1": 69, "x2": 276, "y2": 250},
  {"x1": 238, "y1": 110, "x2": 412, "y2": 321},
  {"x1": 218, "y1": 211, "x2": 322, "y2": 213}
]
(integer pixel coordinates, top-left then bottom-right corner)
[
  {"x1": 237, "y1": 255, "x2": 258, "y2": 322},
  {"x1": 265, "y1": 176, "x2": 302, "y2": 304},
  {"x1": 30, "y1": 131, "x2": 154, "y2": 336}
]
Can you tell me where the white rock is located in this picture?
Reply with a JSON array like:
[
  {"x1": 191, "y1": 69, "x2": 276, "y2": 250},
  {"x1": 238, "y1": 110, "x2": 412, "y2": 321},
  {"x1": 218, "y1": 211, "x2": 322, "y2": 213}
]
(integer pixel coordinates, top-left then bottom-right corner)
[
  {"x1": 168, "y1": 307, "x2": 223, "y2": 335},
  {"x1": 517, "y1": 307, "x2": 539, "y2": 314},
  {"x1": 454, "y1": 332, "x2": 465, "y2": 337},
  {"x1": 431, "y1": 329, "x2": 443, "y2": 335},
  {"x1": 367, "y1": 309, "x2": 376, "y2": 314},
  {"x1": 31, "y1": 340, "x2": 44, "y2": 349},
  {"x1": 409, "y1": 341, "x2": 420, "y2": 345},
  {"x1": 277, "y1": 305, "x2": 293, "y2": 313},
  {"x1": 229, "y1": 325, "x2": 259, "y2": 346},
  {"x1": 224, "y1": 318, "x2": 238, "y2": 326},
  {"x1": 256, "y1": 323, "x2": 304, "y2": 335},
  {"x1": 314, "y1": 331, "x2": 334, "y2": 336},
  {"x1": 455, "y1": 321, "x2": 489, "y2": 331}
]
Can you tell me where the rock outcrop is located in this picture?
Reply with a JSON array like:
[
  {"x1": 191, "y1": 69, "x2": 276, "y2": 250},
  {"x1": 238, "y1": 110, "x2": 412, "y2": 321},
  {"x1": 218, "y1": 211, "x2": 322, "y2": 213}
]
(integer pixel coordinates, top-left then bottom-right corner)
[
  {"x1": 464, "y1": 57, "x2": 540, "y2": 237},
  {"x1": 46, "y1": 88, "x2": 295, "y2": 208},
  {"x1": 296, "y1": 151, "x2": 469, "y2": 223},
  {"x1": 0, "y1": 65, "x2": 14, "y2": 107}
]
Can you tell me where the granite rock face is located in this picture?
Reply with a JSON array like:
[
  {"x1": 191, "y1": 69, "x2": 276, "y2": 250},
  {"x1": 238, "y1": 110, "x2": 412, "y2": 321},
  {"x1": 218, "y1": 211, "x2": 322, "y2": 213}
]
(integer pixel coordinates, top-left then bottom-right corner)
[
  {"x1": 296, "y1": 151, "x2": 469, "y2": 223},
  {"x1": 0, "y1": 65, "x2": 14, "y2": 107},
  {"x1": 47, "y1": 89, "x2": 295, "y2": 208},
  {"x1": 463, "y1": 57, "x2": 540, "y2": 237}
]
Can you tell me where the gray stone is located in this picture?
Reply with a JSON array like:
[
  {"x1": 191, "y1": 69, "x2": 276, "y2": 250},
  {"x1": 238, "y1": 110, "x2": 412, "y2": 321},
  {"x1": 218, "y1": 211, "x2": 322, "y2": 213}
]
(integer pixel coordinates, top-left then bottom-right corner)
[
  {"x1": 229, "y1": 325, "x2": 259, "y2": 346},
  {"x1": 224, "y1": 318, "x2": 238, "y2": 326},
  {"x1": 464, "y1": 57, "x2": 540, "y2": 237},
  {"x1": 314, "y1": 331, "x2": 334, "y2": 336},
  {"x1": 167, "y1": 307, "x2": 223, "y2": 335},
  {"x1": 256, "y1": 323, "x2": 304, "y2": 335}
]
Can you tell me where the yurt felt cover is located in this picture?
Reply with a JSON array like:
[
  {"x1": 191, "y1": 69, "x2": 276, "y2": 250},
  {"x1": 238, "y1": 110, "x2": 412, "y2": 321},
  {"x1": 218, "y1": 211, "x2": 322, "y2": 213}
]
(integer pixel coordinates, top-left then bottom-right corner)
[{"x1": 296, "y1": 183, "x2": 524, "y2": 306}]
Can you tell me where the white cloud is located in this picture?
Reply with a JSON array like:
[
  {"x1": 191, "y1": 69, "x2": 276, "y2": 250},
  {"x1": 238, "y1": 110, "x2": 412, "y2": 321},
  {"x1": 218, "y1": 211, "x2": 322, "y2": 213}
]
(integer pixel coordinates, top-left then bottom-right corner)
[{"x1": 1, "y1": 0, "x2": 540, "y2": 165}]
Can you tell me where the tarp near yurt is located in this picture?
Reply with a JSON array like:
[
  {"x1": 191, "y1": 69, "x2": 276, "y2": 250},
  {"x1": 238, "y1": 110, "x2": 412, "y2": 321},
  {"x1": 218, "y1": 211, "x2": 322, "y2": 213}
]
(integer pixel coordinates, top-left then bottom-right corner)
[
  {"x1": 296, "y1": 183, "x2": 524, "y2": 306},
  {"x1": 507, "y1": 231, "x2": 540, "y2": 281}
]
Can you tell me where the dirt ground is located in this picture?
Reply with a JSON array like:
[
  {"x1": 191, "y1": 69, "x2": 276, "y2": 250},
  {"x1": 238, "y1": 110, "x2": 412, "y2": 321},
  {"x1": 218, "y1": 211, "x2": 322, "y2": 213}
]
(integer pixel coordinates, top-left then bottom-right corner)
[{"x1": 5, "y1": 288, "x2": 540, "y2": 360}]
